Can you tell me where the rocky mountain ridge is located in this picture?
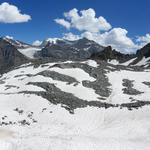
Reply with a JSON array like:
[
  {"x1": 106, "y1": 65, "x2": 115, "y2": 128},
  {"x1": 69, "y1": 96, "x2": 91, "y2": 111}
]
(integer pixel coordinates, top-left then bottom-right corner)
[
  {"x1": 0, "y1": 36, "x2": 150, "y2": 74},
  {"x1": 90, "y1": 43, "x2": 150, "y2": 66},
  {"x1": 39, "y1": 38, "x2": 105, "y2": 60},
  {"x1": 0, "y1": 38, "x2": 28, "y2": 73}
]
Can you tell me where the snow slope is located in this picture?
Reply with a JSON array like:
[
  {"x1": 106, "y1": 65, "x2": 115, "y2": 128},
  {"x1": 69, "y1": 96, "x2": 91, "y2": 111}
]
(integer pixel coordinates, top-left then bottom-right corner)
[
  {"x1": 133, "y1": 57, "x2": 150, "y2": 66},
  {"x1": 18, "y1": 47, "x2": 42, "y2": 59},
  {"x1": 108, "y1": 57, "x2": 150, "y2": 67},
  {"x1": 0, "y1": 96, "x2": 149, "y2": 150},
  {"x1": 106, "y1": 69, "x2": 150, "y2": 104},
  {"x1": 0, "y1": 60, "x2": 150, "y2": 150},
  {"x1": 120, "y1": 57, "x2": 137, "y2": 66},
  {"x1": 0, "y1": 62, "x2": 100, "y2": 101}
]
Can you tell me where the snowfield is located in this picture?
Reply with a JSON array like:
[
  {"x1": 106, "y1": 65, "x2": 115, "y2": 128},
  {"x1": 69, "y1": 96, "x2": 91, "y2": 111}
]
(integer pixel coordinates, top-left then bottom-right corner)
[
  {"x1": 133, "y1": 57, "x2": 150, "y2": 66},
  {"x1": 0, "y1": 60, "x2": 150, "y2": 150},
  {"x1": 0, "y1": 95, "x2": 150, "y2": 150},
  {"x1": 106, "y1": 69, "x2": 150, "y2": 104},
  {"x1": 18, "y1": 47, "x2": 42, "y2": 59}
]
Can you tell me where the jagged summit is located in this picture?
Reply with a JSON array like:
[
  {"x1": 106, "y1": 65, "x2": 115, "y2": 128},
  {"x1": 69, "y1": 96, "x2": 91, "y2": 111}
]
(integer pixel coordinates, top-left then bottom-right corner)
[
  {"x1": 90, "y1": 46, "x2": 134, "y2": 63},
  {"x1": 2, "y1": 36, "x2": 32, "y2": 49},
  {"x1": 90, "y1": 44, "x2": 150, "y2": 67},
  {"x1": 40, "y1": 38, "x2": 60, "y2": 47},
  {"x1": 136, "y1": 43, "x2": 150, "y2": 58},
  {"x1": 39, "y1": 37, "x2": 105, "y2": 60}
]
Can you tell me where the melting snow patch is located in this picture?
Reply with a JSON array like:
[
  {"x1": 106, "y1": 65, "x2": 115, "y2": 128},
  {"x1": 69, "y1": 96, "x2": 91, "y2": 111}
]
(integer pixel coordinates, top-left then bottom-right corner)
[
  {"x1": 108, "y1": 59, "x2": 119, "y2": 65},
  {"x1": 120, "y1": 57, "x2": 137, "y2": 66},
  {"x1": 106, "y1": 70, "x2": 150, "y2": 104},
  {"x1": 134, "y1": 57, "x2": 150, "y2": 66},
  {"x1": 49, "y1": 67, "x2": 96, "y2": 82},
  {"x1": 82, "y1": 60, "x2": 99, "y2": 67},
  {"x1": 32, "y1": 75, "x2": 100, "y2": 101}
]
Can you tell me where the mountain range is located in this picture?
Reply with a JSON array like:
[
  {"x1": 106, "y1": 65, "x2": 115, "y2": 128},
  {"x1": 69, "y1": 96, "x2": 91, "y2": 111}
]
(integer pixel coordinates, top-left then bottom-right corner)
[{"x1": 0, "y1": 36, "x2": 150, "y2": 73}]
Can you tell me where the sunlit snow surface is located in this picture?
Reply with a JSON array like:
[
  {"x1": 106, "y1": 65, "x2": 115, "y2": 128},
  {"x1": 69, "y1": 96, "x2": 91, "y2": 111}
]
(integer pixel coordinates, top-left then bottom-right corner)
[
  {"x1": 133, "y1": 57, "x2": 150, "y2": 66},
  {"x1": 18, "y1": 47, "x2": 42, "y2": 59},
  {"x1": 106, "y1": 70, "x2": 150, "y2": 104},
  {"x1": 0, "y1": 60, "x2": 150, "y2": 150},
  {"x1": 120, "y1": 58, "x2": 137, "y2": 66}
]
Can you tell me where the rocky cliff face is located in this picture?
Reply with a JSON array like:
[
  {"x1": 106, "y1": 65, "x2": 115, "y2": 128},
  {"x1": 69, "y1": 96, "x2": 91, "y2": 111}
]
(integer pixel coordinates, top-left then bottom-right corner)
[
  {"x1": 90, "y1": 43, "x2": 150, "y2": 66},
  {"x1": 39, "y1": 38, "x2": 105, "y2": 60},
  {"x1": 2, "y1": 36, "x2": 32, "y2": 49},
  {"x1": 90, "y1": 46, "x2": 134, "y2": 63},
  {"x1": 0, "y1": 38, "x2": 28, "y2": 73},
  {"x1": 136, "y1": 43, "x2": 150, "y2": 58},
  {"x1": 129, "y1": 43, "x2": 150, "y2": 65}
]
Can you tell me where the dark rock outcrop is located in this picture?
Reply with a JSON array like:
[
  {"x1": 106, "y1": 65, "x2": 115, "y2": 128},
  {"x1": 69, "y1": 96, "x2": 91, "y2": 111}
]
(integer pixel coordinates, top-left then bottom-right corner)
[
  {"x1": 39, "y1": 38, "x2": 105, "y2": 60},
  {"x1": 0, "y1": 38, "x2": 28, "y2": 73},
  {"x1": 129, "y1": 43, "x2": 150, "y2": 65},
  {"x1": 136, "y1": 43, "x2": 150, "y2": 58},
  {"x1": 122, "y1": 79, "x2": 144, "y2": 95},
  {"x1": 2, "y1": 37, "x2": 32, "y2": 49},
  {"x1": 90, "y1": 46, "x2": 134, "y2": 63},
  {"x1": 90, "y1": 43, "x2": 150, "y2": 66}
]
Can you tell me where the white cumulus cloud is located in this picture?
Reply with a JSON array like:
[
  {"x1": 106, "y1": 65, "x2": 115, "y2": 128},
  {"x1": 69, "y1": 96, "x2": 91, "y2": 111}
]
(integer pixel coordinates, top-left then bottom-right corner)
[
  {"x1": 55, "y1": 8, "x2": 111, "y2": 32},
  {"x1": 99, "y1": 28, "x2": 138, "y2": 53},
  {"x1": 136, "y1": 34, "x2": 150, "y2": 44},
  {"x1": 0, "y1": 2, "x2": 31, "y2": 23},
  {"x1": 63, "y1": 32, "x2": 80, "y2": 41},
  {"x1": 32, "y1": 40, "x2": 42, "y2": 46},
  {"x1": 64, "y1": 28, "x2": 139, "y2": 53},
  {"x1": 56, "y1": 8, "x2": 150, "y2": 53},
  {"x1": 54, "y1": 19, "x2": 71, "y2": 29}
]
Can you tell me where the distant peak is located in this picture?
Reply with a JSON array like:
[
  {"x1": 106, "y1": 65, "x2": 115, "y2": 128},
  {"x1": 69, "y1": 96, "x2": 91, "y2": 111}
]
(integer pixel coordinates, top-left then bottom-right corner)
[{"x1": 3, "y1": 36, "x2": 13, "y2": 40}]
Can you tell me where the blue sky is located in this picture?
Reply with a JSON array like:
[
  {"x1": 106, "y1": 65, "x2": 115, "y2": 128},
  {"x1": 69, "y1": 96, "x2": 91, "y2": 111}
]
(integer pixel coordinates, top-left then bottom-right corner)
[{"x1": 0, "y1": 0, "x2": 150, "y2": 52}]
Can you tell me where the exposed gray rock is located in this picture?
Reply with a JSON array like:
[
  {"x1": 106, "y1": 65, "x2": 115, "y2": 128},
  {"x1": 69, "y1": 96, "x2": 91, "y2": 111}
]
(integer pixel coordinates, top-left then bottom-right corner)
[
  {"x1": 143, "y1": 82, "x2": 150, "y2": 88},
  {"x1": 2, "y1": 36, "x2": 32, "y2": 49},
  {"x1": 22, "y1": 82, "x2": 114, "y2": 113},
  {"x1": 5, "y1": 85, "x2": 19, "y2": 90},
  {"x1": 90, "y1": 43, "x2": 150, "y2": 67},
  {"x1": 136, "y1": 43, "x2": 150, "y2": 58},
  {"x1": 0, "y1": 38, "x2": 29, "y2": 74},
  {"x1": 37, "y1": 70, "x2": 79, "y2": 85},
  {"x1": 39, "y1": 38, "x2": 105, "y2": 60},
  {"x1": 122, "y1": 79, "x2": 144, "y2": 95},
  {"x1": 90, "y1": 46, "x2": 135, "y2": 63},
  {"x1": 18, "y1": 120, "x2": 30, "y2": 126},
  {"x1": 14, "y1": 74, "x2": 33, "y2": 78},
  {"x1": 20, "y1": 81, "x2": 150, "y2": 113},
  {"x1": 49, "y1": 61, "x2": 111, "y2": 97},
  {"x1": 120, "y1": 100, "x2": 150, "y2": 110},
  {"x1": 0, "y1": 80, "x2": 5, "y2": 84}
]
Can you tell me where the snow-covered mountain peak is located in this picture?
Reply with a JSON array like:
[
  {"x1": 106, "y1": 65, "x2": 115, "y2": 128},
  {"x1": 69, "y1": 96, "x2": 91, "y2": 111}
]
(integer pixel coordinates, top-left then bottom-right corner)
[
  {"x1": 2, "y1": 36, "x2": 31, "y2": 49},
  {"x1": 40, "y1": 38, "x2": 61, "y2": 47}
]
